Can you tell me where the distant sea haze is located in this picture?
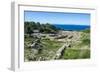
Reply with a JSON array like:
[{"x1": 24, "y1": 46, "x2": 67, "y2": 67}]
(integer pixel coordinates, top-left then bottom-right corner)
[{"x1": 53, "y1": 24, "x2": 90, "y2": 31}]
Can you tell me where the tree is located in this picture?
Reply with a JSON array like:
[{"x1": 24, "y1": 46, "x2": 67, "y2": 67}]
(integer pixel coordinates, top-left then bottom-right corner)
[
  {"x1": 27, "y1": 26, "x2": 33, "y2": 37},
  {"x1": 24, "y1": 21, "x2": 59, "y2": 34}
]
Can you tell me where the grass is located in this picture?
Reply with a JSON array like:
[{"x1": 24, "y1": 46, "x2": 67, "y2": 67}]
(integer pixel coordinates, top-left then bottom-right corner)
[
  {"x1": 24, "y1": 36, "x2": 64, "y2": 61},
  {"x1": 61, "y1": 49, "x2": 90, "y2": 59},
  {"x1": 60, "y1": 29, "x2": 90, "y2": 59},
  {"x1": 41, "y1": 39, "x2": 64, "y2": 52},
  {"x1": 24, "y1": 29, "x2": 90, "y2": 61}
]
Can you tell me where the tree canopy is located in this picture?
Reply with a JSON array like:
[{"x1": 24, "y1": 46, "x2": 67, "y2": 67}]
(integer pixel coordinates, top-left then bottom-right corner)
[{"x1": 24, "y1": 21, "x2": 59, "y2": 35}]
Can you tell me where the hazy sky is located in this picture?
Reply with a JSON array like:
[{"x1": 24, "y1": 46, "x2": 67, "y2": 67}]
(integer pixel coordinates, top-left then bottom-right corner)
[{"x1": 24, "y1": 11, "x2": 90, "y2": 25}]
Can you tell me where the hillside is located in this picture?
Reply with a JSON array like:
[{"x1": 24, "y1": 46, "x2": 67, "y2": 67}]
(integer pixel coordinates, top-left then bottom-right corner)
[{"x1": 24, "y1": 21, "x2": 90, "y2": 61}]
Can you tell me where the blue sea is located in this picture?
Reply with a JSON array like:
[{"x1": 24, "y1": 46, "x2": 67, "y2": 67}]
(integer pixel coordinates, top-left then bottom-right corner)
[{"x1": 53, "y1": 24, "x2": 90, "y2": 31}]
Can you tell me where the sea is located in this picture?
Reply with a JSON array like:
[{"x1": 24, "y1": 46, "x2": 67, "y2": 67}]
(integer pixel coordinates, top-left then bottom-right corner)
[{"x1": 53, "y1": 24, "x2": 90, "y2": 31}]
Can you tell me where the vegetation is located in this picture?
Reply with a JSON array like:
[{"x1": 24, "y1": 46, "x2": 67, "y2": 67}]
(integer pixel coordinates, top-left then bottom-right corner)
[
  {"x1": 24, "y1": 36, "x2": 64, "y2": 61},
  {"x1": 60, "y1": 29, "x2": 90, "y2": 59},
  {"x1": 24, "y1": 21, "x2": 59, "y2": 35},
  {"x1": 24, "y1": 21, "x2": 64, "y2": 61},
  {"x1": 80, "y1": 29, "x2": 90, "y2": 46},
  {"x1": 24, "y1": 21, "x2": 90, "y2": 61},
  {"x1": 61, "y1": 49, "x2": 90, "y2": 59},
  {"x1": 81, "y1": 29, "x2": 90, "y2": 33}
]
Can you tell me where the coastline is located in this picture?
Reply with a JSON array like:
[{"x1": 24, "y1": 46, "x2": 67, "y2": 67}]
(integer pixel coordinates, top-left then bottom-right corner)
[{"x1": 53, "y1": 24, "x2": 90, "y2": 31}]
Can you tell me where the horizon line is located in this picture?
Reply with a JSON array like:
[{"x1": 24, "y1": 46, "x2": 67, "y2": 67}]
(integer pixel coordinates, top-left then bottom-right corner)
[{"x1": 24, "y1": 21, "x2": 90, "y2": 26}]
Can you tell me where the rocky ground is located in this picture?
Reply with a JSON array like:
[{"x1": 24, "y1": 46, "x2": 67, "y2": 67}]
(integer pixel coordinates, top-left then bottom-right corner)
[{"x1": 24, "y1": 29, "x2": 90, "y2": 61}]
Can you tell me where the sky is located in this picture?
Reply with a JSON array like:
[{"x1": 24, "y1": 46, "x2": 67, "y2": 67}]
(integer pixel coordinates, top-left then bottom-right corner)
[{"x1": 24, "y1": 11, "x2": 90, "y2": 25}]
